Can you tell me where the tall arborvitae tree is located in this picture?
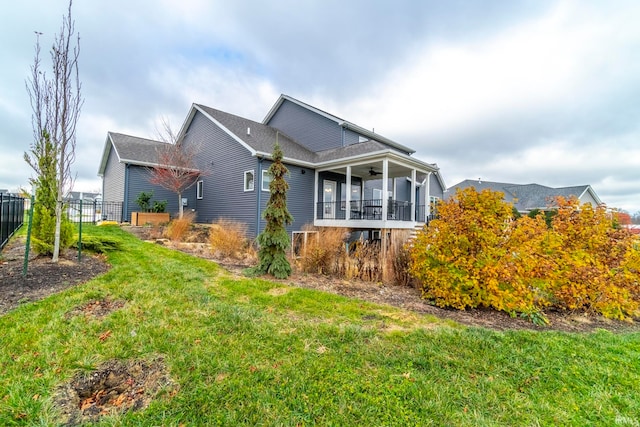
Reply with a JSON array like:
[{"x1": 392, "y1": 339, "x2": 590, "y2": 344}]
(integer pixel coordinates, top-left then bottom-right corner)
[
  {"x1": 255, "y1": 140, "x2": 293, "y2": 279},
  {"x1": 28, "y1": 130, "x2": 73, "y2": 254},
  {"x1": 25, "y1": 0, "x2": 82, "y2": 261}
]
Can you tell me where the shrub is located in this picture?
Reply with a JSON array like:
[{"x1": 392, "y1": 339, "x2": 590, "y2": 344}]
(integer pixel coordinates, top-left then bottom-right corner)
[
  {"x1": 409, "y1": 188, "x2": 640, "y2": 322},
  {"x1": 164, "y1": 211, "x2": 195, "y2": 242},
  {"x1": 208, "y1": 219, "x2": 252, "y2": 259}
]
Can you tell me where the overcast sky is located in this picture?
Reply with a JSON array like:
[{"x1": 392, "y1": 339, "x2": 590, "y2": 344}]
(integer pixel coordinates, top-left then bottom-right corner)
[{"x1": 1, "y1": 0, "x2": 639, "y2": 213}]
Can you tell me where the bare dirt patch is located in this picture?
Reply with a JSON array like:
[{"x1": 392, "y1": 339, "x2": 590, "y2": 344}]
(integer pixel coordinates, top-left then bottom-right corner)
[
  {"x1": 0, "y1": 237, "x2": 110, "y2": 316},
  {"x1": 65, "y1": 298, "x2": 126, "y2": 319},
  {"x1": 53, "y1": 357, "x2": 176, "y2": 425}
]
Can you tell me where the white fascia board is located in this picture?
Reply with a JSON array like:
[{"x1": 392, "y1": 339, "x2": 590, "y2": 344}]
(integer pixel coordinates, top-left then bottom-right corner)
[
  {"x1": 315, "y1": 149, "x2": 438, "y2": 173},
  {"x1": 194, "y1": 104, "x2": 257, "y2": 156},
  {"x1": 253, "y1": 150, "x2": 316, "y2": 168},
  {"x1": 580, "y1": 185, "x2": 603, "y2": 206},
  {"x1": 97, "y1": 134, "x2": 115, "y2": 177},
  {"x1": 176, "y1": 105, "x2": 198, "y2": 142},
  {"x1": 339, "y1": 121, "x2": 415, "y2": 154}
]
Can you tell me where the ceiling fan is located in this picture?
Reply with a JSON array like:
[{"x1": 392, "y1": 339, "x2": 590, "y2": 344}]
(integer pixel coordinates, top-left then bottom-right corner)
[{"x1": 369, "y1": 167, "x2": 382, "y2": 176}]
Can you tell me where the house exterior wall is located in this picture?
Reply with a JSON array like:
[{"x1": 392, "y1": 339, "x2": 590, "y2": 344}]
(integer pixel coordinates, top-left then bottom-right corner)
[
  {"x1": 102, "y1": 144, "x2": 125, "y2": 203},
  {"x1": 579, "y1": 192, "x2": 598, "y2": 207},
  {"x1": 124, "y1": 165, "x2": 191, "y2": 221},
  {"x1": 258, "y1": 160, "x2": 316, "y2": 237},
  {"x1": 266, "y1": 99, "x2": 344, "y2": 152},
  {"x1": 181, "y1": 111, "x2": 259, "y2": 235},
  {"x1": 429, "y1": 173, "x2": 444, "y2": 199}
]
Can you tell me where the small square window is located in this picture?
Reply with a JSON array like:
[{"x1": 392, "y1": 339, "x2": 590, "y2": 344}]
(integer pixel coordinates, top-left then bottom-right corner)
[
  {"x1": 244, "y1": 170, "x2": 254, "y2": 192},
  {"x1": 262, "y1": 170, "x2": 272, "y2": 192},
  {"x1": 196, "y1": 180, "x2": 204, "y2": 199}
]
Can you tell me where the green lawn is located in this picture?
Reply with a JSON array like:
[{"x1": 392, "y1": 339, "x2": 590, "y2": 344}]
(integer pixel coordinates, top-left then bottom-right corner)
[{"x1": 1, "y1": 225, "x2": 639, "y2": 425}]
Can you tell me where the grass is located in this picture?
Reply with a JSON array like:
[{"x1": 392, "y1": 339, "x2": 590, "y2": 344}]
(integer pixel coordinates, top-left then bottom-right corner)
[{"x1": 1, "y1": 225, "x2": 639, "y2": 425}]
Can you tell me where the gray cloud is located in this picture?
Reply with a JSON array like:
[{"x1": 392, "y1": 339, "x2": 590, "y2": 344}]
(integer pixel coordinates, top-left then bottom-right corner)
[{"x1": 1, "y1": 0, "x2": 638, "y2": 213}]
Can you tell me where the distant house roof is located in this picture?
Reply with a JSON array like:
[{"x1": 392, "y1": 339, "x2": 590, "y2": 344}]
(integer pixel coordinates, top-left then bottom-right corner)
[
  {"x1": 447, "y1": 179, "x2": 603, "y2": 212},
  {"x1": 98, "y1": 132, "x2": 169, "y2": 176}
]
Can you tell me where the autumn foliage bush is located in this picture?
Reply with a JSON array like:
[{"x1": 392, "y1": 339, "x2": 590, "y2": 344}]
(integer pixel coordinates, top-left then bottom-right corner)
[{"x1": 409, "y1": 188, "x2": 640, "y2": 322}]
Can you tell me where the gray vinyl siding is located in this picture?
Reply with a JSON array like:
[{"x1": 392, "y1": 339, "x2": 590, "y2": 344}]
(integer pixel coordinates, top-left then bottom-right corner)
[
  {"x1": 343, "y1": 128, "x2": 361, "y2": 146},
  {"x1": 429, "y1": 173, "x2": 444, "y2": 199},
  {"x1": 181, "y1": 111, "x2": 259, "y2": 236},
  {"x1": 102, "y1": 145, "x2": 125, "y2": 203},
  {"x1": 124, "y1": 165, "x2": 190, "y2": 221},
  {"x1": 266, "y1": 99, "x2": 342, "y2": 152},
  {"x1": 256, "y1": 160, "x2": 315, "y2": 238}
]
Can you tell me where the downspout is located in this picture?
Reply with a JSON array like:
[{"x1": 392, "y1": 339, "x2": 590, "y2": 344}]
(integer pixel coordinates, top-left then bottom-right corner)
[
  {"x1": 123, "y1": 164, "x2": 130, "y2": 223},
  {"x1": 256, "y1": 157, "x2": 263, "y2": 237}
]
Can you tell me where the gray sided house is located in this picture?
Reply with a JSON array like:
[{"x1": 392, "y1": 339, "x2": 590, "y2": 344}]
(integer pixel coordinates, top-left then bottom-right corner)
[
  {"x1": 98, "y1": 94, "x2": 446, "y2": 239},
  {"x1": 98, "y1": 133, "x2": 197, "y2": 222},
  {"x1": 448, "y1": 179, "x2": 603, "y2": 213}
]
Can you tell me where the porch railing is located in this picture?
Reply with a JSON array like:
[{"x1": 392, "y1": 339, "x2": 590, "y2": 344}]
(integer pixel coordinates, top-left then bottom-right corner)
[{"x1": 317, "y1": 199, "x2": 415, "y2": 221}]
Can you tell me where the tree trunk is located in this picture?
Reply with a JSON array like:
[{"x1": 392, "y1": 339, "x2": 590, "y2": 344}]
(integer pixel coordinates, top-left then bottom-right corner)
[
  {"x1": 178, "y1": 192, "x2": 183, "y2": 218},
  {"x1": 52, "y1": 197, "x2": 62, "y2": 262}
]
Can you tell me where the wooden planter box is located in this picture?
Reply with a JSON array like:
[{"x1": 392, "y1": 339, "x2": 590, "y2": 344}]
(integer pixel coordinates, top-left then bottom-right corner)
[{"x1": 131, "y1": 212, "x2": 170, "y2": 226}]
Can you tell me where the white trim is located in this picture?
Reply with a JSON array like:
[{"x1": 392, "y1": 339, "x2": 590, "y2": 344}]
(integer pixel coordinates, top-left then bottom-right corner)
[
  {"x1": 244, "y1": 170, "x2": 255, "y2": 192},
  {"x1": 196, "y1": 180, "x2": 204, "y2": 199},
  {"x1": 193, "y1": 104, "x2": 257, "y2": 155},
  {"x1": 261, "y1": 170, "x2": 272, "y2": 192}
]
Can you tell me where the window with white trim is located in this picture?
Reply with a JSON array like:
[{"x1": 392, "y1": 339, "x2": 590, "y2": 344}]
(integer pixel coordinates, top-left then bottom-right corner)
[
  {"x1": 244, "y1": 170, "x2": 254, "y2": 192},
  {"x1": 196, "y1": 180, "x2": 204, "y2": 199},
  {"x1": 262, "y1": 170, "x2": 272, "y2": 192}
]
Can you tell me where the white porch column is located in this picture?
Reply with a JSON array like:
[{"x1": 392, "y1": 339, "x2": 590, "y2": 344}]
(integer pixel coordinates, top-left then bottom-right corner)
[
  {"x1": 425, "y1": 171, "x2": 432, "y2": 220},
  {"x1": 410, "y1": 169, "x2": 416, "y2": 222},
  {"x1": 346, "y1": 166, "x2": 352, "y2": 220},
  {"x1": 313, "y1": 169, "x2": 319, "y2": 221},
  {"x1": 382, "y1": 159, "x2": 389, "y2": 221}
]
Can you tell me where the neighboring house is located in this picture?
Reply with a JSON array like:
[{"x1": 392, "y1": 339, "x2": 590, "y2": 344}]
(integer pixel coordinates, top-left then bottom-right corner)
[
  {"x1": 66, "y1": 191, "x2": 101, "y2": 202},
  {"x1": 447, "y1": 179, "x2": 603, "y2": 213},
  {"x1": 98, "y1": 94, "x2": 446, "y2": 240}
]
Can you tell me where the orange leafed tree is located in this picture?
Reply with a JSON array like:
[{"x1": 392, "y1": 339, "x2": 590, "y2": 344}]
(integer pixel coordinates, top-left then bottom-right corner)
[
  {"x1": 146, "y1": 121, "x2": 206, "y2": 218},
  {"x1": 147, "y1": 142, "x2": 201, "y2": 219}
]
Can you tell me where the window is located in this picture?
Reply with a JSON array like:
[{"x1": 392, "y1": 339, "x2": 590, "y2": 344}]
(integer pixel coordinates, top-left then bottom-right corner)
[
  {"x1": 244, "y1": 170, "x2": 254, "y2": 192},
  {"x1": 262, "y1": 170, "x2": 272, "y2": 192},
  {"x1": 429, "y1": 196, "x2": 440, "y2": 215},
  {"x1": 341, "y1": 183, "x2": 361, "y2": 210},
  {"x1": 196, "y1": 180, "x2": 203, "y2": 199}
]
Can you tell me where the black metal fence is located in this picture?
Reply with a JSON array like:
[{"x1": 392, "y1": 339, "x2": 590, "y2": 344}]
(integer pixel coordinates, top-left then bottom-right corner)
[
  {"x1": 0, "y1": 193, "x2": 25, "y2": 251},
  {"x1": 64, "y1": 199, "x2": 123, "y2": 223}
]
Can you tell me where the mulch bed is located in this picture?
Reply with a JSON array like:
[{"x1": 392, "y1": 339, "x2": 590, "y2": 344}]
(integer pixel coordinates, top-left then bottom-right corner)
[{"x1": 0, "y1": 237, "x2": 110, "y2": 316}]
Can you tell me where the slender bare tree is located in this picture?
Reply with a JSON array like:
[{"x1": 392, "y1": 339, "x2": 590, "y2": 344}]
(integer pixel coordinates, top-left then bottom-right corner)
[
  {"x1": 25, "y1": 0, "x2": 83, "y2": 262},
  {"x1": 147, "y1": 119, "x2": 206, "y2": 219}
]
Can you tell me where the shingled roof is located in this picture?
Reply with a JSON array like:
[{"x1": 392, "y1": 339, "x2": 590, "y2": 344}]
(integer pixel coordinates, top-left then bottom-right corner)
[
  {"x1": 448, "y1": 180, "x2": 602, "y2": 212},
  {"x1": 98, "y1": 132, "x2": 169, "y2": 176},
  {"x1": 193, "y1": 104, "x2": 414, "y2": 166}
]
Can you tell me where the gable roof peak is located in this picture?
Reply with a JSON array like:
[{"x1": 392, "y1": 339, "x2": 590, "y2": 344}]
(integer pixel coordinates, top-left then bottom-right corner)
[{"x1": 263, "y1": 94, "x2": 415, "y2": 155}]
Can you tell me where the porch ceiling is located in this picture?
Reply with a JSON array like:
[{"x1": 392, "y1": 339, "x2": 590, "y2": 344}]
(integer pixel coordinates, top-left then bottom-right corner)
[{"x1": 323, "y1": 161, "x2": 429, "y2": 181}]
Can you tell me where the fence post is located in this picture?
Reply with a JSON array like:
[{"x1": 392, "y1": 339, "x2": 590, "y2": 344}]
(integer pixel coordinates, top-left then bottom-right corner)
[
  {"x1": 78, "y1": 199, "x2": 83, "y2": 261},
  {"x1": 22, "y1": 195, "x2": 35, "y2": 277}
]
